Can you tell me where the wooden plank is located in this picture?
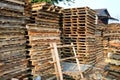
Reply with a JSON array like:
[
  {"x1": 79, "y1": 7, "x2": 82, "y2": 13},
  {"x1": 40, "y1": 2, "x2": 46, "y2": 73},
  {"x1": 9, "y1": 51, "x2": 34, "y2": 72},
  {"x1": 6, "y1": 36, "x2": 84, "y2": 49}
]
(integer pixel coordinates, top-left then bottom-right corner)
[
  {"x1": 52, "y1": 43, "x2": 63, "y2": 80},
  {"x1": 0, "y1": 2, "x2": 24, "y2": 12},
  {"x1": 2, "y1": 0, "x2": 25, "y2": 5},
  {"x1": 50, "y1": 43, "x2": 59, "y2": 80},
  {"x1": 71, "y1": 43, "x2": 84, "y2": 78},
  {"x1": 0, "y1": 0, "x2": 28, "y2": 78}
]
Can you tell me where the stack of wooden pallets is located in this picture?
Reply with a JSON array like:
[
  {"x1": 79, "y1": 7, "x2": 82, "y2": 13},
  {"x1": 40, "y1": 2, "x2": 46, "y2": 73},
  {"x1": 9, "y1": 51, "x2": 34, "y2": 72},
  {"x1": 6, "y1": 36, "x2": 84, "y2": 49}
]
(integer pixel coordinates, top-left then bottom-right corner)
[
  {"x1": 25, "y1": 0, "x2": 31, "y2": 24},
  {"x1": 95, "y1": 26, "x2": 104, "y2": 62},
  {"x1": 27, "y1": 2, "x2": 62, "y2": 79},
  {"x1": 62, "y1": 7, "x2": 96, "y2": 65},
  {"x1": 104, "y1": 23, "x2": 120, "y2": 79},
  {"x1": 0, "y1": 0, "x2": 29, "y2": 80}
]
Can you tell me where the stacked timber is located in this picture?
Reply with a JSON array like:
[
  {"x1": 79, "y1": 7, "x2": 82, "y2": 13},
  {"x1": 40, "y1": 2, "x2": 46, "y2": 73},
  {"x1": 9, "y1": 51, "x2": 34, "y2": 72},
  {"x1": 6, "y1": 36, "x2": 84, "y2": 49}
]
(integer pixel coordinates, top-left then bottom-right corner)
[
  {"x1": 25, "y1": 0, "x2": 31, "y2": 23},
  {"x1": 0, "y1": 0, "x2": 29, "y2": 80},
  {"x1": 104, "y1": 23, "x2": 120, "y2": 79},
  {"x1": 95, "y1": 25, "x2": 104, "y2": 62},
  {"x1": 62, "y1": 7, "x2": 96, "y2": 65},
  {"x1": 27, "y1": 2, "x2": 62, "y2": 79}
]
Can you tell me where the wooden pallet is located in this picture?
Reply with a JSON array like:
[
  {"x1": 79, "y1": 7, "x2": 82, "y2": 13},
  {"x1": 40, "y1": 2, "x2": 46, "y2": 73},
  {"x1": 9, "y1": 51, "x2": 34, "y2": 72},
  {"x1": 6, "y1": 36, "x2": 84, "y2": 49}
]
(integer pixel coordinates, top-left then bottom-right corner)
[
  {"x1": 32, "y1": 2, "x2": 63, "y2": 13},
  {"x1": 0, "y1": 0, "x2": 28, "y2": 79},
  {"x1": 62, "y1": 7, "x2": 96, "y2": 65},
  {"x1": 27, "y1": 3, "x2": 62, "y2": 78}
]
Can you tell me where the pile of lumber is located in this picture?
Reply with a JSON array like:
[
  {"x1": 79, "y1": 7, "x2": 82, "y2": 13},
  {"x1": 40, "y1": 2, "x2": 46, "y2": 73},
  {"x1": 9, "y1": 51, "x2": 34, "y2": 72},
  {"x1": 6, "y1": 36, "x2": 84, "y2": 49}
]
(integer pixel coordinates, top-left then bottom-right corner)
[
  {"x1": 25, "y1": 0, "x2": 31, "y2": 24},
  {"x1": 104, "y1": 23, "x2": 120, "y2": 79},
  {"x1": 100, "y1": 24, "x2": 109, "y2": 58},
  {"x1": 0, "y1": 0, "x2": 29, "y2": 80},
  {"x1": 0, "y1": 0, "x2": 28, "y2": 80},
  {"x1": 27, "y1": 2, "x2": 62, "y2": 79},
  {"x1": 95, "y1": 26, "x2": 103, "y2": 62},
  {"x1": 62, "y1": 7, "x2": 96, "y2": 65}
]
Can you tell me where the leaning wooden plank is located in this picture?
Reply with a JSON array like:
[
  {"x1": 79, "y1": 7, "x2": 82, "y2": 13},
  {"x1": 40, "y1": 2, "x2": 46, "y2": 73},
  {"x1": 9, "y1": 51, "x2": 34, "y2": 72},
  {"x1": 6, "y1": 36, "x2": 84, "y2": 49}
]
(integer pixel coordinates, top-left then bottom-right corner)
[{"x1": 51, "y1": 43, "x2": 63, "y2": 80}]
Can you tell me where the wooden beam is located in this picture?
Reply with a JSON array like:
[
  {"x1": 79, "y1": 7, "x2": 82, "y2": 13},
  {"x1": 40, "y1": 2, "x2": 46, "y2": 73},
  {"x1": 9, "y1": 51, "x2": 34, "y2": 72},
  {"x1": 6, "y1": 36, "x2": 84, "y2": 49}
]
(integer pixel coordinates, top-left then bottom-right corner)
[
  {"x1": 71, "y1": 43, "x2": 84, "y2": 79},
  {"x1": 51, "y1": 43, "x2": 63, "y2": 80},
  {"x1": 50, "y1": 43, "x2": 59, "y2": 80}
]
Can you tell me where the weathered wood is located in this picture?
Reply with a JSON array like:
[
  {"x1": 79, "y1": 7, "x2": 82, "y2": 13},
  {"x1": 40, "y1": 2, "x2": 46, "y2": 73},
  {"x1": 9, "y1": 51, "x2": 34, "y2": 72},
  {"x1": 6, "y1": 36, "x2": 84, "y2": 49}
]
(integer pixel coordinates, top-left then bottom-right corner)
[
  {"x1": 32, "y1": 2, "x2": 63, "y2": 13},
  {"x1": 0, "y1": 0, "x2": 28, "y2": 79},
  {"x1": 0, "y1": 2, "x2": 24, "y2": 12},
  {"x1": 62, "y1": 7, "x2": 96, "y2": 65},
  {"x1": 104, "y1": 23, "x2": 120, "y2": 79},
  {"x1": 2, "y1": 0, "x2": 25, "y2": 5},
  {"x1": 27, "y1": 3, "x2": 62, "y2": 79},
  {"x1": 50, "y1": 43, "x2": 63, "y2": 80}
]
